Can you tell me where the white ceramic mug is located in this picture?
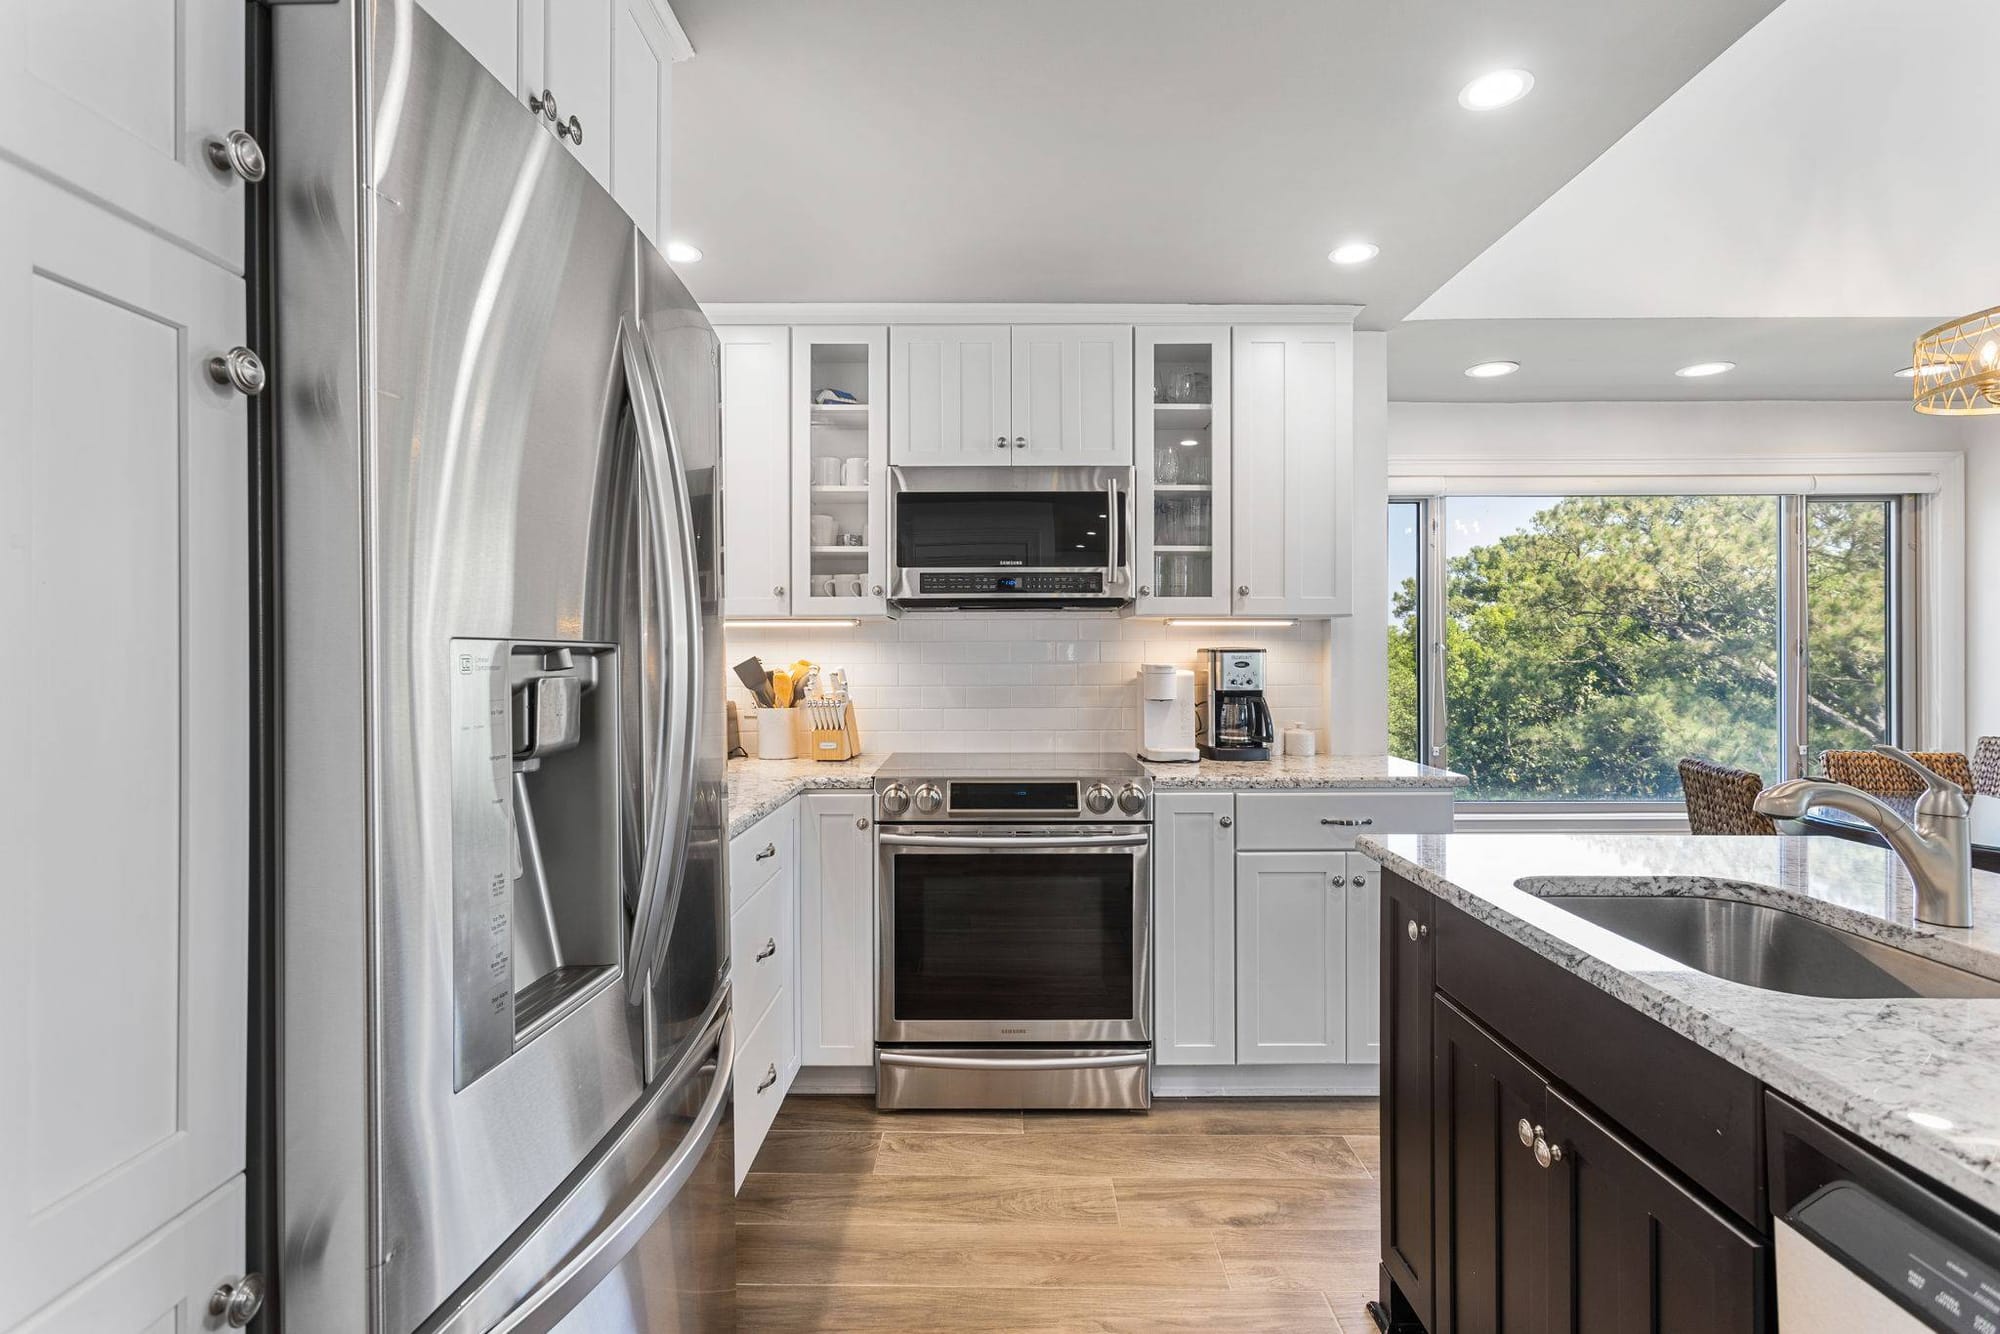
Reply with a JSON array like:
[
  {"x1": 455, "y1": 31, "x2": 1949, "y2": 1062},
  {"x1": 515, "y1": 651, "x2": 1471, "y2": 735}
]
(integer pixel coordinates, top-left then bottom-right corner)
[
  {"x1": 844, "y1": 574, "x2": 866, "y2": 596},
  {"x1": 810, "y1": 574, "x2": 836, "y2": 597},
  {"x1": 840, "y1": 455, "x2": 868, "y2": 486},
  {"x1": 810, "y1": 513, "x2": 837, "y2": 546},
  {"x1": 811, "y1": 456, "x2": 842, "y2": 487}
]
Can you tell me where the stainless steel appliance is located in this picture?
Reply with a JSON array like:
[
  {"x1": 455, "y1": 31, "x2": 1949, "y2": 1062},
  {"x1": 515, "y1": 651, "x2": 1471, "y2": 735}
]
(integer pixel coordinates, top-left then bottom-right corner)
[
  {"x1": 874, "y1": 754, "x2": 1153, "y2": 1110},
  {"x1": 271, "y1": 4, "x2": 731, "y2": 1328},
  {"x1": 1197, "y1": 647, "x2": 1275, "y2": 760},
  {"x1": 888, "y1": 467, "x2": 1134, "y2": 609}
]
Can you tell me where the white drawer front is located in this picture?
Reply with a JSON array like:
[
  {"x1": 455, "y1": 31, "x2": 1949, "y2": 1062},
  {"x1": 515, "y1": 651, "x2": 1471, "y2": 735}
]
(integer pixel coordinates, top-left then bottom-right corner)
[
  {"x1": 732, "y1": 982, "x2": 795, "y2": 1189},
  {"x1": 1235, "y1": 790, "x2": 1452, "y2": 851},
  {"x1": 729, "y1": 800, "x2": 796, "y2": 913},
  {"x1": 730, "y1": 864, "x2": 793, "y2": 1046}
]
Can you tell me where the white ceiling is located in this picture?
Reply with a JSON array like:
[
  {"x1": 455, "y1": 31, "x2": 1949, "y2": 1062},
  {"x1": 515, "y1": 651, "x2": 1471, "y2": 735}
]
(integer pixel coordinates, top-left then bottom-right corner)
[
  {"x1": 666, "y1": 0, "x2": 1780, "y2": 328},
  {"x1": 1411, "y1": 0, "x2": 2000, "y2": 322}
]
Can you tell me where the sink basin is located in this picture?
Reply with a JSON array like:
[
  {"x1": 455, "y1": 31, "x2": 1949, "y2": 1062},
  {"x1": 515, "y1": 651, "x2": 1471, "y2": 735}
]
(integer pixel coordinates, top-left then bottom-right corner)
[{"x1": 1532, "y1": 891, "x2": 2000, "y2": 999}]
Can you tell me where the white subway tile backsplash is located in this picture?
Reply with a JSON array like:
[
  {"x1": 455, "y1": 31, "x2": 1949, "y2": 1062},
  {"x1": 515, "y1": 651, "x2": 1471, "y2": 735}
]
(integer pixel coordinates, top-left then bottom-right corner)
[{"x1": 725, "y1": 618, "x2": 1328, "y2": 753}]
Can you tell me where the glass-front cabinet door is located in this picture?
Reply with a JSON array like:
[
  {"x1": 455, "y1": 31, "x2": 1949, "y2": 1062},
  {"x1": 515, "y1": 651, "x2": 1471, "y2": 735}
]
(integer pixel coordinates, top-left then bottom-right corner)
[
  {"x1": 1135, "y1": 327, "x2": 1231, "y2": 615},
  {"x1": 790, "y1": 326, "x2": 889, "y2": 616}
]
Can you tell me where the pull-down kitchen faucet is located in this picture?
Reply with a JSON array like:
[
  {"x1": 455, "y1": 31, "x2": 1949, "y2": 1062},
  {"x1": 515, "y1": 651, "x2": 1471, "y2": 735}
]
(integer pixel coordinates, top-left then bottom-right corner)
[{"x1": 1754, "y1": 745, "x2": 1974, "y2": 928}]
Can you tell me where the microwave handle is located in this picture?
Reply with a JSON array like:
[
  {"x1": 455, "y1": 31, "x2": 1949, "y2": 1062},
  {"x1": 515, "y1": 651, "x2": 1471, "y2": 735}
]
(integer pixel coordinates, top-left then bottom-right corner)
[{"x1": 1106, "y1": 474, "x2": 1123, "y2": 589}]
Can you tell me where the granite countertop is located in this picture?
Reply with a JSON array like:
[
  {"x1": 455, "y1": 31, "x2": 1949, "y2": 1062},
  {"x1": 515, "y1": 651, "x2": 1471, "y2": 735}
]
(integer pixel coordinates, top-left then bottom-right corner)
[
  {"x1": 1357, "y1": 831, "x2": 2000, "y2": 1212},
  {"x1": 726, "y1": 752, "x2": 1463, "y2": 836}
]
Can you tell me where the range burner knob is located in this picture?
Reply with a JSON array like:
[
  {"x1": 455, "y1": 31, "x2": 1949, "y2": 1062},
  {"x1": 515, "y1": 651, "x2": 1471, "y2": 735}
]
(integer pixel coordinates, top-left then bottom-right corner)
[
  {"x1": 1084, "y1": 782, "x2": 1115, "y2": 814},
  {"x1": 879, "y1": 783, "x2": 910, "y2": 816},
  {"x1": 913, "y1": 783, "x2": 945, "y2": 815},
  {"x1": 1117, "y1": 783, "x2": 1147, "y2": 815}
]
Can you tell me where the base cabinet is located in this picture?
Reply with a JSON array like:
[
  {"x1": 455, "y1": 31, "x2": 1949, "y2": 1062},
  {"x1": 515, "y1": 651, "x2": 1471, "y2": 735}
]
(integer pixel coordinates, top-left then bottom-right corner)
[
  {"x1": 1380, "y1": 872, "x2": 1436, "y2": 1329},
  {"x1": 798, "y1": 794, "x2": 876, "y2": 1066},
  {"x1": 1235, "y1": 852, "x2": 1348, "y2": 1064},
  {"x1": 1153, "y1": 794, "x2": 1238, "y2": 1065}
]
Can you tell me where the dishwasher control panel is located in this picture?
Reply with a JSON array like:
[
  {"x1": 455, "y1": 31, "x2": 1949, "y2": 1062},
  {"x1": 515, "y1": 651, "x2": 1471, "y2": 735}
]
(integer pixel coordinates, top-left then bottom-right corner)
[{"x1": 1789, "y1": 1181, "x2": 2000, "y2": 1333}]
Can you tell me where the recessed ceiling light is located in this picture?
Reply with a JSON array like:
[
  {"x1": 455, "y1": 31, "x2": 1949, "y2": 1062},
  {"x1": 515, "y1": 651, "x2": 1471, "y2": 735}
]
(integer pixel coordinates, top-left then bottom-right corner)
[
  {"x1": 1897, "y1": 363, "x2": 1956, "y2": 378},
  {"x1": 665, "y1": 240, "x2": 703, "y2": 264},
  {"x1": 1464, "y1": 360, "x2": 1520, "y2": 379},
  {"x1": 1178, "y1": 438, "x2": 1199, "y2": 447},
  {"x1": 1328, "y1": 241, "x2": 1380, "y2": 266},
  {"x1": 1458, "y1": 69, "x2": 1534, "y2": 111},
  {"x1": 1675, "y1": 361, "x2": 1736, "y2": 378}
]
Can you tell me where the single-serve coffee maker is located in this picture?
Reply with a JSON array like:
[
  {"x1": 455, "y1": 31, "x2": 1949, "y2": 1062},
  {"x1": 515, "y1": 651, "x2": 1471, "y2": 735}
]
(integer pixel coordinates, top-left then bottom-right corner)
[
  {"x1": 1197, "y1": 647, "x2": 1275, "y2": 760},
  {"x1": 1136, "y1": 663, "x2": 1199, "y2": 761}
]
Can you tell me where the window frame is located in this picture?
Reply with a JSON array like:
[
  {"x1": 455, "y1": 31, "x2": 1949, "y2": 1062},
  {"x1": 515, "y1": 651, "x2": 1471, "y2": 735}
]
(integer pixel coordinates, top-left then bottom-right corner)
[{"x1": 1391, "y1": 489, "x2": 1917, "y2": 811}]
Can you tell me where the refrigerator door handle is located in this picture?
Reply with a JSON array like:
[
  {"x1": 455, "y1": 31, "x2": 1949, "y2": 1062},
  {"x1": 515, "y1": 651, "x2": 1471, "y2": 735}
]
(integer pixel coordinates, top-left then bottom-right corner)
[
  {"x1": 488, "y1": 1007, "x2": 734, "y2": 1334},
  {"x1": 619, "y1": 319, "x2": 703, "y2": 1003}
]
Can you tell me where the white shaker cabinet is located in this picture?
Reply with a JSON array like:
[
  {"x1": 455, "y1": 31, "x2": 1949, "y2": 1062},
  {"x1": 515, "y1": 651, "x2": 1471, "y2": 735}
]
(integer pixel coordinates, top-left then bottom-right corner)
[
  {"x1": 731, "y1": 802, "x2": 800, "y2": 1188},
  {"x1": 1231, "y1": 325, "x2": 1354, "y2": 617},
  {"x1": 1234, "y1": 851, "x2": 1349, "y2": 1065},
  {"x1": 0, "y1": 0, "x2": 248, "y2": 271},
  {"x1": 1010, "y1": 325, "x2": 1134, "y2": 466},
  {"x1": 0, "y1": 167, "x2": 250, "y2": 1330},
  {"x1": 793, "y1": 327, "x2": 890, "y2": 616},
  {"x1": 1135, "y1": 327, "x2": 1231, "y2": 615},
  {"x1": 611, "y1": 0, "x2": 679, "y2": 243},
  {"x1": 1153, "y1": 794, "x2": 1238, "y2": 1066},
  {"x1": 719, "y1": 326, "x2": 793, "y2": 617},
  {"x1": 523, "y1": 0, "x2": 616, "y2": 188},
  {"x1": 890, "y1": 326, "x2": 1013, "y2": 465},
  {"x1": 798, "y1": 794, "x2": 878, "y2": 1067},
  {"x1": 417, "y1": 0, "x2": 522, "y2": 91},
  {"x1": 1344, "y1": 852, "x2": 1383, "y2": 1066}
]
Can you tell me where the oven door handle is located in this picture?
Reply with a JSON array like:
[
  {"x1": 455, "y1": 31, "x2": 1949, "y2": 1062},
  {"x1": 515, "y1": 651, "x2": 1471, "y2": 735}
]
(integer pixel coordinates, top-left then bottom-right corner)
[
  {"x1": 877, "y1": 831, "x2": 1150, "y2": 849},
  {"x1": 878, "y1": 1050, "x2": 1150, "y2": 1072}
]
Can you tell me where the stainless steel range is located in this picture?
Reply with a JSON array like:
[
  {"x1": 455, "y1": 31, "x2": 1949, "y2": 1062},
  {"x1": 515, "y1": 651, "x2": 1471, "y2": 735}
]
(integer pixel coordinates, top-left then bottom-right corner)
[{"x1": 874, "y1": 753, "x2": 1153, "y2": 1110}]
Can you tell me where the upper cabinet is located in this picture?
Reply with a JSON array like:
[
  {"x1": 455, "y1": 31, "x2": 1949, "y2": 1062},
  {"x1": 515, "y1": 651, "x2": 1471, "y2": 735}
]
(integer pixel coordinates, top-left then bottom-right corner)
[
  {"x1": 793, "y1": 328, "x2": 890, "y2": 616},
  {"x1": 1135, "y1": 327, "x2": 1232, "y2": 615},
  {"x1": 1231, "y1": 325, "x2": 1354, "y2": 617},
  {"x1": 891, "y1": 324, "x2": 1133, "y2": 467},
  {"x1": 0, "y1": 0, "x2": 248, "y2": 272},
  {"x1": 720, "y1": 327, "x2": 792, "y2": 618},
  {"x1": 421, "y1": 0, "x2": 688, "y2": 244}
]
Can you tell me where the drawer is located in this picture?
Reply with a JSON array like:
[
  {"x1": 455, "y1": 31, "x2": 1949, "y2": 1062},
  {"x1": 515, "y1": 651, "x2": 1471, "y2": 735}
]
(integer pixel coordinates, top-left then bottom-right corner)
[
  {"x1": 729, "y1": 799, "x2": 796, "y2": 912},
  {"x1": 1235, "y1": 790, "x2": 1453, "y2": 851},
  {"x1": 730, "y1": 858, "x2": 793, "y2": 1041},
  {"x1": 732, "y1": 979, "x2": 795, "y2": 1188}
]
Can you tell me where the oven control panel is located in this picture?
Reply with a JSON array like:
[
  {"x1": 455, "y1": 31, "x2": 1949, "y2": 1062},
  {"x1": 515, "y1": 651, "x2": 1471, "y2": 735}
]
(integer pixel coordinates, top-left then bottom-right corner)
[{"x1": 874, "y1": 765, "x2": 1151, "y2": 822}]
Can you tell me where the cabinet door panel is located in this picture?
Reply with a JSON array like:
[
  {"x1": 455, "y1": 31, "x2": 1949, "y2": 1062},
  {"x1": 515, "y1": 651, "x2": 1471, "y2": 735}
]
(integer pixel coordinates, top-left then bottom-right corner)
[
  {"x1": 1134, "y1": 326, "x2": 1230, "y2": 615},
  {"x1": 612, "y1": 0, "x2": 675, "y2": 242},
  {"x1": 793, "y1": 327, "x2": 889, "y2": 615},
  {"x1": 719, "y1": 326, "x2": 792, "y2": 617},
  {"x1": 1011, "y1": 325, "x2": 1133, "y2": 466},
  {"x1": 1343, "y1": 854, "x2": 1382, "y2": 1065},
  {"x1": 1546, "y1": 1087, "x2": 1767, "y2": 1334},
  {"x1": 1154, "y1": 794, "x2": 1236, "y2": 1065},
  {"x1": 0, "y1": 168, "x2": 248, "y2": 1330},
  {"x1": 799, "y1": 795, "x2": 877, "y2": 1066},
  {"x1": 419, "y1": 0, "x2": 522, "y2": 92},
  {"x1": 13, "y1": 1177, "x2": 245, "y2": 1334},
  {"x1": 1230, "y1": 326, "x2": 1353, "y2": 616},
  {"x1": 0, "y1": 0, "x2": 245, "y2": 269},
  {"x1": 1234, "y1": 852, "x2": 1345, "y2": 1064},
  {"x1": 1433, "y1": 998, "x2": 1549, "y2": 1334},
  {"x1": 523, "y1": 0, "x2": 615, "y2": 188},
  {"x1": 1380, "y1": 873, "x2": 1436, "y2": 1327},
  {"x1": 890, "y1": 326, "x2": 1011, "y2": 466}
]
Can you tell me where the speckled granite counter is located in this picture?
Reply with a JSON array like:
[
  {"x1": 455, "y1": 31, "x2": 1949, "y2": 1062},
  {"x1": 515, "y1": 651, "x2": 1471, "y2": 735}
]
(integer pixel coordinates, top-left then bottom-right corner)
[
  {"x1": 1358, "y1": 831, "x2": 2000, "y2": 1213},
  {"x1": 1143, "y1": 753, "x2": 1463, "y2": 790},
  {"x1": 728, "y1": 752, "x2": 1461, "y2": 836}
]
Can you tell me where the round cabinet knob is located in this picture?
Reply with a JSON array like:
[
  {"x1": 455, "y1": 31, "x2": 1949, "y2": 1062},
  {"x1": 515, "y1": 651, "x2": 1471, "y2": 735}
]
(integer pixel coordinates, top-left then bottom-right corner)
[
  {"x1": 872, "y1": 584, "x2": 884, "y2": 596},
  {"x1": 529, "y1": 88, "x2": 558, "y2": 120},
  {"x1": 207, "y1": 346, "x2": 267, "y2": 397},
  {"x1": 1517, "y1": 1118, "x2": 1535, "y2": 1147},
  {"x1": 205, "y1": 129, "x2": 266, "y2": 183},
  {"x1": 1236, "y1": 584, "x2": 1250, "y2": 597},
  {"x1": 1117, "y1": 783, "x2": 1146, "y2": 814},
  {"x1": 1012, "y1": 436, "x2": 1027, "y2": 449},
  {"x1": 1351, "y1": 873, "x2": 1368, "y2": 888},
  {"x1": 913, "y1": 783, "x2": 944, "y2": 814},
  {"x1": 773, "y1": 585, "x2": 785, "y2": 596},
  {"x1": 1535, "y1": 1135, "x2": 1560, "y2": 1169},
  {"x1": 1329, "y1": 874, "x2": 1346, "y2": 889},
  {"x1": 209, "y1": 1274, "x2": 266, "y2": 1328},
  {"x1": 879, "y1": 783, "x2": 910, "y2": 816},
  {"x1": 855, "y1": 816, "x2": 869, "y2": 830},
  {"x1": 558, "y1": 113, "x2": 584, "y2": 145},
  {"x1": 996, "y1": 436, "x2": 1009, "y2": 449},
  {"x1": 1407, "y1": 919, "x2": 1420, "y2": 941},
  {"x1": 1218, "y1": 815, "x2": 1233, "y2": 828},
  {"x1": 1138, "y1": 585, "x2": 1152, "y2": 596}
]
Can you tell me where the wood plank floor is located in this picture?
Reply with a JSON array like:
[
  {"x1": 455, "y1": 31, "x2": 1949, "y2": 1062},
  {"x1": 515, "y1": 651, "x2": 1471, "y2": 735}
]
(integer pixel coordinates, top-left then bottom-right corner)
[{"x1": 737, "y1": 1095, "x2": 1382, "y2": 1333}]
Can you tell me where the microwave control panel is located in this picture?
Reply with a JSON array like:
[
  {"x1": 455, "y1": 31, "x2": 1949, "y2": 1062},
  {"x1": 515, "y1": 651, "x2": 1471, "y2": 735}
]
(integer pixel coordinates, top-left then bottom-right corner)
[{"x1": 919, "y1": 572, "x2": 1105, "y2": 595}]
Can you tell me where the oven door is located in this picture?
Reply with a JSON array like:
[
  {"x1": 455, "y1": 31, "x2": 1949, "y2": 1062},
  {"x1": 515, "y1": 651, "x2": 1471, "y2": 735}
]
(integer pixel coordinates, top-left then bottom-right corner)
[{"x1": 876, "y1": 826, "x2": 1152, "y2": 1044}]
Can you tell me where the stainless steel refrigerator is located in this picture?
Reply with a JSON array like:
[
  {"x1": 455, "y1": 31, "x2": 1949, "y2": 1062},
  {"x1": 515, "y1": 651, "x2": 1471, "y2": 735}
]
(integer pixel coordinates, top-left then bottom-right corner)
[{"x1": 268, "y1": 2, "x2": 731, "y2": 1328}]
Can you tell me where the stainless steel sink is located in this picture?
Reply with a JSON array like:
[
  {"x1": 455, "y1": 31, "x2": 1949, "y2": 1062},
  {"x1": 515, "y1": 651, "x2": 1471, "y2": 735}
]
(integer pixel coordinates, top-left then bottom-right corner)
[{"x1": 1532, "y1": 891, "x2": 2000, "y2": 999}]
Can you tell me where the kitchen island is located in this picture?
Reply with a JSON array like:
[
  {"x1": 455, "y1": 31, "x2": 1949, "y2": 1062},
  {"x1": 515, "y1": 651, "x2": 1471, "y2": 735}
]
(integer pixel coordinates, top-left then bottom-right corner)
[{"x1": 1360, "y1": 831, "x2": 2000, "y2": 1333}]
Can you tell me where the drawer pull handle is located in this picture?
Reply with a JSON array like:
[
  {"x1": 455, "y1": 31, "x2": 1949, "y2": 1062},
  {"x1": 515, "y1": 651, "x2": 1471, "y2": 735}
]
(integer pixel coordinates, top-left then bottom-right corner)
[
  {"x1": 755, "y1": 938, "x2": 777, "y2": 962},
  {"x1": 757, "y1": 1063, "x2": 778, "y2": 1093},
  {"x1": 1320, "y1": 817, "x2": 1374, "y2": 827},
  {"x1": 755, "y1": 842, "x2": 777, "y2": 861}
]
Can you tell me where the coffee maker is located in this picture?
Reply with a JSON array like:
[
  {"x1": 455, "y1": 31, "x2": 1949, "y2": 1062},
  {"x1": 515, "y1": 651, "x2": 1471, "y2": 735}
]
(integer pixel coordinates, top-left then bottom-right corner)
[
  {"x1": 1196, "y1": 648, "x2": 1275, "y2": 760},
  {"x1": 1137, "y1": 664, "x2": 1199, "y2": 761}
]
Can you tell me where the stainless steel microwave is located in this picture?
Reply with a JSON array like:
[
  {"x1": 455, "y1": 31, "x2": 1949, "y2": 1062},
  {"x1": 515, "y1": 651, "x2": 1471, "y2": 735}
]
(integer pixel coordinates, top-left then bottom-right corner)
[{"x1": 887, "y1": 466, "x2": 1133, "y2": 609}]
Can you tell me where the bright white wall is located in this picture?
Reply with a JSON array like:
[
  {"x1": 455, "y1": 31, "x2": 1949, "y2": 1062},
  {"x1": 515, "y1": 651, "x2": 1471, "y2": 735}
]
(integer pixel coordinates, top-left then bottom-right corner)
[
  {"x1": 1386, "y1": 399, "x2": 1975, "y2": 751},
  {"x1": 1328, "y1": 332, "x2": 1389, "y2": 754}
]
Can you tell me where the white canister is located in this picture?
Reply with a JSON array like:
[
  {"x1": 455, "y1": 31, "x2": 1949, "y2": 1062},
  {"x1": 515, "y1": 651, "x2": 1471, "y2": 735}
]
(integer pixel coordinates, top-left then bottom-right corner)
[
  {"x1": 811, "y1": 456, "x2": 842, "y2": 487},
  {"x1": 840, "y1": 455, "x2": 868, "y2": 486},
  {"x1": 810, "y1": 513, "x2": 837, "y2": 546},
  {"x1": 756, "y1": 707, "x2": 798, "y2": 759},
  {"x1": 1282, "y1": 722, "x2": 1317, "y2": 757}
]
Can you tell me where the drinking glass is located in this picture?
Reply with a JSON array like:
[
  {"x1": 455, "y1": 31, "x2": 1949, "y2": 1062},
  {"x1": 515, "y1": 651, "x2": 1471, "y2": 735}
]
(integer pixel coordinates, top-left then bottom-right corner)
[{"x1": 1156, "y1": 443, "x2": 1180, "y2": 485}]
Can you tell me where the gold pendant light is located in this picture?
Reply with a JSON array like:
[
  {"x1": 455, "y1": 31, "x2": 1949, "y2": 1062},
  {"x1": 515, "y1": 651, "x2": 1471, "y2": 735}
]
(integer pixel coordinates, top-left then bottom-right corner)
[{"x1": 1912, "y1": 306, "x2": 2000, "y2": 413}]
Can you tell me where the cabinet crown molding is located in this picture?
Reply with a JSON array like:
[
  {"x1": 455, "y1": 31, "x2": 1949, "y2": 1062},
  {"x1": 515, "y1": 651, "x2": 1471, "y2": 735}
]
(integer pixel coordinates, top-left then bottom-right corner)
[{"x1": 702, "y1": 302, "x2": 1364, "y2": 327}]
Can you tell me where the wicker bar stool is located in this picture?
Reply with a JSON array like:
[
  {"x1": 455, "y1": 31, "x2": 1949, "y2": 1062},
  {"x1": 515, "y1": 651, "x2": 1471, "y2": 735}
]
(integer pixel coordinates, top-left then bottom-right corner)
[
  {"x1": 1819, "y1": 749, "x2": 1974, "y2": 800},
  {"x1": 1677, "y1": 758, "x2": 1777, "y2": 836},
  {"x1": 1973, "y1": 737, "x2": 2000, "y2": 797}
]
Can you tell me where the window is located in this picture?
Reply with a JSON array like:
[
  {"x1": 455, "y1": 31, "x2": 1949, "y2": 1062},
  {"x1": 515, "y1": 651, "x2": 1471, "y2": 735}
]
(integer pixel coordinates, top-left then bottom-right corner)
[{"x1": 1389, "y1": 493, "x2": 1909, "y2": 805}]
